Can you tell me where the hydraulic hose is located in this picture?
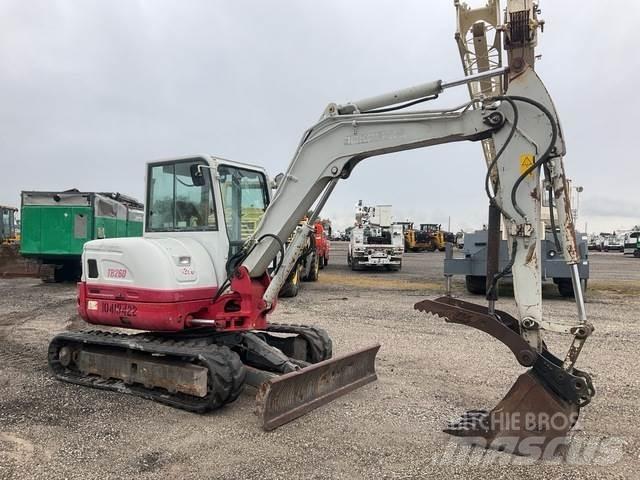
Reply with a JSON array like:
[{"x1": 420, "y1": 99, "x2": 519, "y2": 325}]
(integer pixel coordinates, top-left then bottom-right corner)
[{"x1": 506, "y1": 95, "x2": 559, "y2": 220}]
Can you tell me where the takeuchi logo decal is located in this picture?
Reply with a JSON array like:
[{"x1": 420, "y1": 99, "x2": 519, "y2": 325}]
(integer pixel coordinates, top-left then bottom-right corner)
[{"x1": 344, "y1": 129, "x2": 406, "y2": 146}]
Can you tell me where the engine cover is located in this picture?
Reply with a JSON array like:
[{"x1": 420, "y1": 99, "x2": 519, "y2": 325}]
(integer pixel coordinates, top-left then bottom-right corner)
[{"x1": 78, "y1": 237, "x2": 220, "y2": 331}]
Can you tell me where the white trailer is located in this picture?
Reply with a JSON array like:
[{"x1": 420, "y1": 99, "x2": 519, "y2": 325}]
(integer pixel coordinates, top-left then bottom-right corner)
[{"x1": 347, "y1": 202, "x2": 404, "y2": 271}]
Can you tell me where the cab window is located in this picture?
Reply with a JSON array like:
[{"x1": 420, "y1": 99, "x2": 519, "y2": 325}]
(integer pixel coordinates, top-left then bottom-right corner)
[
  {"x1": 147, "y1": 159, "x2": 218, "y2": 231},
  {"x1": 218, "y1": 165, "x2": 269, "y2": 246}
]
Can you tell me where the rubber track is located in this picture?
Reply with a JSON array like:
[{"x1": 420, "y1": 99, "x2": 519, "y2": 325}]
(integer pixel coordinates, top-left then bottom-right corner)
[
  {"x1": 48, "y1": 330, "x2": 245, "y2": 412},
  {"x1": 264, "y1": 323, "x2": 333, "y2": 363}
]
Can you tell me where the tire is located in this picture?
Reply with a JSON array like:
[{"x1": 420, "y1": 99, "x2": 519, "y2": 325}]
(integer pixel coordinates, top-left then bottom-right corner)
[
  {"x1": 279, "y1": 265, "x2": 301, "y2": 297},
  {"x1": 52, "y1": 261, "x2": 82, "y2": 283},
  {"x1": 465, "y1": 275, "x2": 487, "y2": 295},
  {"x1": 213, "y1": 346, "x2": 246, "y2": 405},
  {"x1": 351, "y1": 259, "x2": 363, "y2": 271},
  {"x1": 556, "y1": 278, "x2": 577, "y2": 298},
  {"x1": 634, "y1": 250, "x2": 640, "y2": 258},
  {"x1": 41, "y1": 266, "x2": 57, "y2": 283},
  {"x1": 52, "y1": 265, "x2": 66, "y2": 283},
  {"x1": 304, "y1": 254, "x2": 319, "y2": 282}
]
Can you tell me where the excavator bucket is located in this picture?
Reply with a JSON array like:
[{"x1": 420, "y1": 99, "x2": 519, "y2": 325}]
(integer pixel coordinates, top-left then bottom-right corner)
[
  {"x1": 415, "y1": 297, "x2": 593, "y2": 456},
  {"x1": 255, "y1": 344, "x2": 380, "y2": 430},
  {"x1": 444, "y1": 372, "x2": 579, "y2": 456}
]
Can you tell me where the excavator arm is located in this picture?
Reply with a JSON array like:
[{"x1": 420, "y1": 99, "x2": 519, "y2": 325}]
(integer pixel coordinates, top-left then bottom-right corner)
[
  {"x1": 238, "y1": 65, "x2": 569, "y2": 336},
  {"x1": 227, "y1": 63, "x2": 593, "y2": 452}
]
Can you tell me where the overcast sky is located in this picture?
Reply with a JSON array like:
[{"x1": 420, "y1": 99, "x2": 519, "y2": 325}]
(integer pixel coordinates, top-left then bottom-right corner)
[{"x1": 0, "y1": 1, "x2": 637, "y2": 234}]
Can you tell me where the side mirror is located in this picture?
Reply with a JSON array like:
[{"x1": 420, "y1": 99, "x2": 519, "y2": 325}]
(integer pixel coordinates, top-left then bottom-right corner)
[
  {"x1": 190, "y1": 164, "x2": 206, "y2": 186},
  {"x1": 272, "y1": 172, "x2": 285, "y2": 189}
]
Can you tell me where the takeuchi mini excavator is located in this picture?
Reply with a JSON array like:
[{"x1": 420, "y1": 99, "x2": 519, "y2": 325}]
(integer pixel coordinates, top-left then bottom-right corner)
[{"x1": 49, "y1": 2, "x2": 594, "y2": 453}]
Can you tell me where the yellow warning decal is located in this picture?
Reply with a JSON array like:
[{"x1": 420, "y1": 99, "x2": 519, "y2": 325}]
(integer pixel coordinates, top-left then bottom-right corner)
[{"x1": 519, "y1": 154, "x2": 535, "y2": 178}]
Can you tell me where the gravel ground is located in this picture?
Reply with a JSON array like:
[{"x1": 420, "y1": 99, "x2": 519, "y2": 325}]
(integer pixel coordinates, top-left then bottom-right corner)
[{"x1": 0, "y1": 244, "x2": 638, "y2": 479}]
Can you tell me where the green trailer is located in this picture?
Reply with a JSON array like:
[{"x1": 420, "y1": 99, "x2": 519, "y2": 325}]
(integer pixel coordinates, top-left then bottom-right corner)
[{"x1": 20, "y1": 190, "x2": 144, "y2": 281}]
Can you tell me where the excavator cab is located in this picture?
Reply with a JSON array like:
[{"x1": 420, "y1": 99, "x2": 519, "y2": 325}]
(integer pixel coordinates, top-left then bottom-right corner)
[{"x1": 146, "y1": 156, "x2": 271, "y2": 259}]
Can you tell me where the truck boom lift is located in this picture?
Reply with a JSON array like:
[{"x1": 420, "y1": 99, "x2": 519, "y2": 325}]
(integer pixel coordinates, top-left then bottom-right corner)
[{"x1": 49, "y1": 3, "x2": 593, "y2": 454}]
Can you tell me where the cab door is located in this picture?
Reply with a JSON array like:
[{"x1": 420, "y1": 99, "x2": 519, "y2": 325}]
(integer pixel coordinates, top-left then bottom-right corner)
[{"x1": 217, "y1": 163, "x2": 270, "y2": 256}]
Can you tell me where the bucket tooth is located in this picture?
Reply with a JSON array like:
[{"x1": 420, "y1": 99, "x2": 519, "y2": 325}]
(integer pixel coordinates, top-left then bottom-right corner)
[{"x1": 255, "y1": 344, "x2": 380, "y2": 431}]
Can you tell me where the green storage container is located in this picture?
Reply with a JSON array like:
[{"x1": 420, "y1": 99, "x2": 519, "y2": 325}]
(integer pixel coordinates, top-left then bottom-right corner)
[{"x1": 20, "y1": 190, "x2": 144, "y2": 280}]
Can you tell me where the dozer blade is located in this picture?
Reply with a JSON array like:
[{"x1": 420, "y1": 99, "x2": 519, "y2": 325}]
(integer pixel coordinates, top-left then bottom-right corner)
[{"x1": 255, "y1": 344, "x2": 380, "y2": 431}]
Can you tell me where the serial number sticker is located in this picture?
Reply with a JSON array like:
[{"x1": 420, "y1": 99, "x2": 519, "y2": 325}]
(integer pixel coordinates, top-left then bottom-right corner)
[
  {"x1": 87, "y1": 300, "x2": 98, "y2": 311},
  {"x1": 519, "y1": 154, "x2": 535, "y2": 178},
  {"x1": 101, "y1": 302, "x2": 137, "y2": 317}
]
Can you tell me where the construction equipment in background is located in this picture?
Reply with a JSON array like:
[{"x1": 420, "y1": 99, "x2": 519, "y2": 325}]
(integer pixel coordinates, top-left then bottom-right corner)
[
  {"x1": 315, "y1": 220, "x2": 331, "y2": 268},
  {"x1": 348, "y1": 202, "x2": 404, "y2": 270},
  {"x1": 0, "y1": 205, "x2": 19, "y2": 244},
  {"x1": 280, "y1": 218, "x2": 331, "y2": 298},
  {"x1": 419, "y1": 223, "x2": 447, "y2": 252},
  {"x1": 279, "y1": 216, "x2": 321, "y2": 298},
  {"x1": 623, "y1": 229, "x2": 640, "y2": 257},
  {"x1": 20, "y1": 190, "x2": 143, "y2": 282},
  {"x1": 587, "y1": 233, "x2": 609, "y2": 251},
  {"x1": 445, "y1": 228, "x2": 589, "y2": 297},
  {"x1": 395, "y1": 221, "x2": 432, "y2": 252},
  {"x1": 48, "y1": 2, "x2": 594, "y2": 453},
  {"x1": 0, "y1": 205, "x2": 32, "y2": 278},
  {"x1": 588, "y1": 232, "x2": 624, "y2": 252}
]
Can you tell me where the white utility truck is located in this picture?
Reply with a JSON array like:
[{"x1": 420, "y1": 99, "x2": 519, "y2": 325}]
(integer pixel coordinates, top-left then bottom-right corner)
[{"x1": 347, "y1": 201, "x2": 404, "y2": 271}]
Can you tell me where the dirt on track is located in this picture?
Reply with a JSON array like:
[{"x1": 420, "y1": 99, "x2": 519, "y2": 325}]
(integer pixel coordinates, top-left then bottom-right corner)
[{"x1": 0, "y1": 244, "x2": 638, "y2": 479}]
